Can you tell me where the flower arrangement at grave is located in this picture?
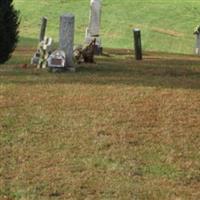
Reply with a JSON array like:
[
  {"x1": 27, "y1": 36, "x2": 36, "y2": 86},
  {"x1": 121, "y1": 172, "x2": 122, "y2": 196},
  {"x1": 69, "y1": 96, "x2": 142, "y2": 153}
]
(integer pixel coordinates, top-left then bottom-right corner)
[{"x1": 31, "y1": 37, "x2": 52, "y2": 69}]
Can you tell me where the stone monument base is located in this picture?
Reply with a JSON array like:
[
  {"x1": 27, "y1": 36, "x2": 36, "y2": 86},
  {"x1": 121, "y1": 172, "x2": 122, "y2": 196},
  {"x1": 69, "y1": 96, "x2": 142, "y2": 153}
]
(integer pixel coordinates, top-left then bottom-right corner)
[
  {"x1": 94, "y1": 45, "x2": 103, "y2": 55},
  {"x1": 48, "y1": 67, "x2": 76, "y2": 73}
]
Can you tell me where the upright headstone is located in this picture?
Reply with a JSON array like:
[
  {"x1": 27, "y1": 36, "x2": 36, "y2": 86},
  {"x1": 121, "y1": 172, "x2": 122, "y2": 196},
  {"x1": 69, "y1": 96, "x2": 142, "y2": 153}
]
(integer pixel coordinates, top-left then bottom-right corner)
[
  {"x1": 194, "y1": 25, "x2": 200, "y2": 55},
  {"x1": 195, "y1": 35, "x2": 200, "y2": 55},
  {"x1": 60, "y1": 14, "x2": 75, "y2": 67},
  {"x1": 85, "y1": 0, "x2": 102, "y2": 54},
  {"x1": 48, "y1": 50, "x2": 65, "y2": 68},
  {"x1": 39, "y1": 17, "x2": 48, "y2": 42},
  {"x1": 133, "y1": 29, "x2": 142, "y2": 60}
]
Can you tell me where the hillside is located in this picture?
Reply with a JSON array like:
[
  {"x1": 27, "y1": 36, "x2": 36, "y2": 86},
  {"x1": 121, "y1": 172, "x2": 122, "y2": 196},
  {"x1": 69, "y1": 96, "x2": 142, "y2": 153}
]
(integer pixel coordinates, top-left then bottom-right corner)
[
  {"x1": 1, "y1": 49, "x2": 200, "y2": 199},
  {"x1": 1, "y1": 1, "x2": 200, "y2": 199},
  {"x1": 14, "y1": 0, "x2": 200, "y2": 54}
]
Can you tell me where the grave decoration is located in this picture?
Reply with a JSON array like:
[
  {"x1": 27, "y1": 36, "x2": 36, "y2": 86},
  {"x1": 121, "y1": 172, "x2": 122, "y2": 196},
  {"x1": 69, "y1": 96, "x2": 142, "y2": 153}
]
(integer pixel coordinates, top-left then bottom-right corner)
[
  {"x1": 193, "y1": 25, "x2": 200, "y2": 35},
  {"x1": 73, "y1": 38, "x2": 96, "y2": 64},
  {"x1": 31, "y1": 50, "x2": 40, "y2": 66},
  {"x1": 31, "y1": 36, "x2": 52, "y2": 68}
]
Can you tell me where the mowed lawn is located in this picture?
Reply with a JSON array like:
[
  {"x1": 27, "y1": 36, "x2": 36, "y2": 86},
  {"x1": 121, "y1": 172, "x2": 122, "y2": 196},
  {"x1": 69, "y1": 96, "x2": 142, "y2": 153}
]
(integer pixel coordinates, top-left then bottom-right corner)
[
  {"x1": 0, "y1": 48, "x2": 200, "y2": 199},
  {"x1": 14, "y1": 0, "x2": 200, "y2": 54}
]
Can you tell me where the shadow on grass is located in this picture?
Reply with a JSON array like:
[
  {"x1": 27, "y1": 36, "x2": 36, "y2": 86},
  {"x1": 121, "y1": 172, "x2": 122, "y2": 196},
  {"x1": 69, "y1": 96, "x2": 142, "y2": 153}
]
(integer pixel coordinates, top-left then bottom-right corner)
[
  {"x1": 18, "y1": 37, "x2": 38, "y2": 48},
  {"x1": 1, "y1": 51, "x2": 200, "y2": 90}
]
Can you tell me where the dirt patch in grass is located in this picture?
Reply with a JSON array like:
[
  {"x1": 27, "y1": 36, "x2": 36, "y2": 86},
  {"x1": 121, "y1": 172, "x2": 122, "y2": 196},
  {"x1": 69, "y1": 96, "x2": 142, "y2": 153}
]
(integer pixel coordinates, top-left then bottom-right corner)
[{"x1": 151, "y1": 27, "x2": 184, "y2": 37}]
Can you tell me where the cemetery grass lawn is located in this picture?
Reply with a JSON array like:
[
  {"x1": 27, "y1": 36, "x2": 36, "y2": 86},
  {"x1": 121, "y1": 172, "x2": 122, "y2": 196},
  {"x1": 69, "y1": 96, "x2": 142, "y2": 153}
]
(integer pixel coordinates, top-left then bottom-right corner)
[
  {"x1": 0, "y1": 47, "x2": 200, "y2": 199},
  {"x1": 14, "y1": 0, "x2": 200, "y2": 54}
]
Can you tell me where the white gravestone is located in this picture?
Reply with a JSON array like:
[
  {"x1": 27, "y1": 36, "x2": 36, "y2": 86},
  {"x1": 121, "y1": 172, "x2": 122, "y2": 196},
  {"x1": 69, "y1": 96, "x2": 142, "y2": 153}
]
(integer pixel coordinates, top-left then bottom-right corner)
[
  {"x1": 195, "y1": 33, "x2": 200, "y2": 55},
  {"x1": 47, "y1": 50, "x2": 66, "y2": 68},
  {"x1": 194, "y1": 25, "x2": 200, "y2": 55},
  {"x1": 85, "y1": 0, "x2": 102, "y2": 48},
  {"x1": 195, "y1": 35, "x2": 200, "y2": 55}
]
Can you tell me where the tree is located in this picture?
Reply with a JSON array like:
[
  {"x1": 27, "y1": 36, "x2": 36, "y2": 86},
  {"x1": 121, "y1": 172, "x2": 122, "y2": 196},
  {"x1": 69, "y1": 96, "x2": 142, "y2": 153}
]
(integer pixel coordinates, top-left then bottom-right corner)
[{"x1": 0, "y1": 0, "x2": 20, "y2": 64}]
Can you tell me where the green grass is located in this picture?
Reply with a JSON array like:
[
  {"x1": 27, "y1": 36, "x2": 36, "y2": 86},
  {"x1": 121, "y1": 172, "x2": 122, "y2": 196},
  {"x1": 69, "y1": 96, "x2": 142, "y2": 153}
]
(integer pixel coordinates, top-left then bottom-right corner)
[
  {"x1": 1, "y1": 1, "x2": 200, "y2": 199},
  {"x1": 14, "y1": 0, "x2": 200, "y2": 54},
  {"x1": 0, "y1": 48, "x2": 200, "y2": 199}
]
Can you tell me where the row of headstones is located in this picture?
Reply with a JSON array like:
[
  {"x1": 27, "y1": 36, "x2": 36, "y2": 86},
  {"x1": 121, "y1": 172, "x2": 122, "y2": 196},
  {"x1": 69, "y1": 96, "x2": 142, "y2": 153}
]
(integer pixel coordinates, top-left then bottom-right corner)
[
  {"x1": 31, "y1": 14, "x2": 97, "y2": 71},
  {"x1": 32, "y1": 18, "x2": 200, "y2": 68},
  {"x1": 31, "y1": 0, "x2": 200, "y2": 71},
  {"x1": 31, "y1": 15, "x2": 143, "y2": 70},
  {"x1": 31, "y1": 0, "x2": 103, "y2": 72},
  {"x1": 31, "y1": 15, "x2": 77, "y2": 71}
]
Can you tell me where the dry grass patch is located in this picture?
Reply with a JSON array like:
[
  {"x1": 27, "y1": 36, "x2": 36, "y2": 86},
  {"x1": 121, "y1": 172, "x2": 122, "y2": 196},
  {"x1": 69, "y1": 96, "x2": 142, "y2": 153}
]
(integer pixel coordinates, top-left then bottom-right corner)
[
  {"x1": 0, "y1": 48, "x2": 200, "y2": 199},
  {"x1": 151, "y1": 27, "x2": 184, "y2": 37}
]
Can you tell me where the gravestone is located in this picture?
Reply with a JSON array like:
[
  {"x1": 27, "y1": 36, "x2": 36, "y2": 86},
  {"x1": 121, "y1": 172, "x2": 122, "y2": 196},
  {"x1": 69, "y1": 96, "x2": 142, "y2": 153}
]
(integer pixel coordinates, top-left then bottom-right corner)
[
  {"x1": 194, "y1": 25, "x2": 200, "y2": 55},
  {"x1": 60, "y1": 14, "x2": 75, "y2": 67},
  {"x1": 47, "y1": 50, "x2": 65, "y2": 68},
  {"x1": 39, "y1": 17, "x2": 48, "y2": 42},
  {"x1": 133, "y1": 29, "x2": 142, "y2": 60},
  {"x1": 85, "y1": 0, "x2": 102, "y2": 54}
]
